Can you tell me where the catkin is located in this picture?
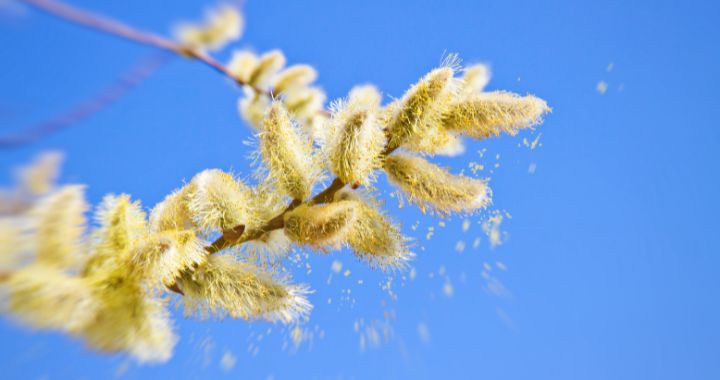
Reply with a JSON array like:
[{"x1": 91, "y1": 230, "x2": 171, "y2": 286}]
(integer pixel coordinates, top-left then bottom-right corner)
[
  {"x1": 384, "y1": 154, "x2": 491, "y2": 215},
  {"x1": 328, "y1": 101, "x2": 386, "y2": 185},
  {"x1": 273, "y1": 64, "x2": 318, "y2": 94},
  {"x1": 30, "y1": 185, "x2": 87, "y2": 269},
  {"x1": 405, "y1": 126, "x2": 465, "y2": 156},
  {"x1": 178, "y1": 254, "x2": 310, "y2": 323},
  {"x1": 126, "y1": 230, "x2": 206, "y2": 286},
  {"x1": 227, "y1": 50, "x2": 259, "y2": 83},
  {"x1": 283, "y1": 201, "x2": 357, "y2": 249},
  {"x1": 335, "y1": 190, "x2": 413, "y2": 270},
  {"x1": 248, "y1": 50, "x2": 286, "y2": 89},
  {"x1": 83, "y1": 194, "x2": 147, "y2": 276},
  {"x1": 260, "y1": 102, "x2": 318, "y2": 200},
  {"x1": 459, "y1": 64, "x2": 491, "y2": 97},
  {"x1": 385, "y1": 67, "x2": 457, "y2": 150},
  {"x1": 186, "y1": 169, "x2": 255, "y2": 233},
  {"x1": 149, "y1": 187, "x2": 194, "y2": 233},
  {"x1": 442, "y1": 91, "x2": 550, "y2": 139},
  {"x1": 82, "y1": 269, "x2": 176, "y2": 363},
  {"x1": 6, "y1": 264, "x2": 97, "y2": 334},
  {"x1": 175, "y1": 6, "x2": 243, "y2": 51},
  {"x1": 348, "y1": 85, "x2": 382, "y2": 109},
  {"x1": 238, "y1": 89, "x2": 271, "y2": 128},
  {"x1": 17, "y1": 151, "x2": 63, "y2": 195},
  {"x1": 284, "y1": 87, "x2": 326, "y2": 121}
]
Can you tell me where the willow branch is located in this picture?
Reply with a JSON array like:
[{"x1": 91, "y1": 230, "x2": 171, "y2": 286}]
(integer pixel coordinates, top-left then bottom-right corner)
[
  {"x1": 0, "y1": 52, "x2": 171, "y2": 149},
  {"x1": 19, "y1": 0, "x2": 270, "y2": 95},
  {"x1": 206, "y1": 178, "x2": 346, "y2": 254},
  {"x1": 19, "y1": 0, "x2": 382, "y2": 292}
]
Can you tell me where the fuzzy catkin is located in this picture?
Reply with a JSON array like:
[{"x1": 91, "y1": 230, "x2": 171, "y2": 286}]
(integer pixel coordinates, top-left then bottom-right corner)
[
  {"x1": 405, "y1": 126, "x2": 465, "y2": 156},
  {"x1": 83, "y1": 194, "x2": 147, "y2": 276},
  {"x1": 248, "y1": 50, "x2": 286, "y2": 89},
  {"x1": 459, "y1": 64, "x2": 491, "y2": 97},
  {"x1": 385, "y1": 67, "x2": 456, "y2": 150},
  {"x1": 175, "y1": 6, "x2": 243, "y2": 51},
  {"x1": 273, "y1": 64, "x2": 318, "y2": 94},
  {"x1": 178, "y1": 254, "x2": 310, "y2": 323},
  {"x1": 335, "y1": 190, "x2": 413, "y2": 270},
  {"x1": 126, "y1": 230, "x2": 206, "y2": 286},
  {"x1": 6, "y1": 264, "x2": 97, "y2": 334},
  {"x1": 82, "y1": 269, "x2": 176, "y2": 363},
  {"x1": 149, "y1": 187, "x2": 194, "y2": 233},
  {"x1": 227, "y1": 50, "x2": 259, "y2": 83},
  {"x1": 384, "y1": 154, "x2": 491, "y2": 215},
  {"x1": 328, "y1": 102, "x2": 386, "y2": 185},
  {"x1": 18, "y1": 151, "x2": 63, "y2": 196},
  {"x1": 442, "y1": 91, "x2": 550, "y2": 139},
  {"x1": 186, "y1": 169, "x2": 255, "y2": 233},
  {"x1": 284, "y1": 87, "x2": 326, "y2": 121},
  {"x1": 283, "y1": 201, "x2": 358, "y2": 249},
  {"x1": 239, "y1": 90, "x2": 271, "y2": 128},
  {"x1": 348, "y1": 85, "x2": 382, "y2": 109},
  {"x1": 260, "y1": 102, "x2": 318, "y2": 200},
  {"x1": 30, "y1": 185, "x2": 87, "y2": 269}
]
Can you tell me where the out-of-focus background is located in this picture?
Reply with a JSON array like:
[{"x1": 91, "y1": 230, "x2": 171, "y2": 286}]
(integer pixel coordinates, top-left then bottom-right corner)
[{"x1": 1, "y1": 0, "x2": 718, "y2": 378}]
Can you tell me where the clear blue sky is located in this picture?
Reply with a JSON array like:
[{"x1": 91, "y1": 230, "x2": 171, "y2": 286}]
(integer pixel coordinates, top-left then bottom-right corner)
[{"x1": 1, "y1": 0, "x2": 719, "y2": 379}]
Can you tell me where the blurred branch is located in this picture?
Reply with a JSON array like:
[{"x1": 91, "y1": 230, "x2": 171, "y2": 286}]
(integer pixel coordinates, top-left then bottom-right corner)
[
  {"x1": 19, "y1": 0, "x2": 270, "y2": 95},
  {"x1": 0, "y1": 52, "x2": 172, "y2": 149}
]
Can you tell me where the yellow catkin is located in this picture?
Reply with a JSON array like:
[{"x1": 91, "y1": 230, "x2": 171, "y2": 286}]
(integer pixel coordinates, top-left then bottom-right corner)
[
  {"x1": 328, "y1": 100, "x2": 386, "y2": 185},
  {"x1": 176, "y1": 6, "x2": 243, "y2": 51},
  {"x1": 283, "y1": 201, "x2": 358, "y2": 249},
  {"x1": 186, "y1": 169, "x2": 255, "y2": 233},
  {"x1": 227, "y1": 50, "x2": 259, "y2": 83},
  {"x1": 348, "y1": 85, "x2": 382, "y2": 109},
  {"x1": 30, "y1": 185, "x2": 87, "y2": 269},
  {"x1": 385, "y1": 67, "x2": 457, "y2": 149},
  {"x1": 335, "y1": 190, "x2": 414, "y2": 270},
  {"x1": 459, "y1": 64, "x2": 491, "y2": 97},
  {"x1": 405, "y1": 126, "x2": 465, "y2": 156},
  {"x1": 248, "y1": 50, "x2": 286, "y2": 89},
  {"x1": 149, "y1": 186, "x2": 195, "y2": 233},
  {"x1": 6, "y1": 264, "x2": 97, "y2": 334},
  {"x1": 178, "y1": 254, "x2": 310, "y2": 323},
  {"x1": 83, "y1": 194, "x2": 147, "y2": 276},
  {"x1": 238, "y1": 89, "x2": 271, "y2": 128},
  {"x1": 284, "y1": 87, "x2": 326, "y2": 121},
  {"x1": 17, "y1": 151, "x2": 63, "y2": 195},
  {"x1": 273, "y1": 64, "x2": 318, "y2": 95},
  {"x1": 126, "y1": 230, "x2": 206, "y2": 286},
  {"x1": 82, "y1": 269, "x2": 176, "y2": 363},
  {"x1": 442, "y1": 91, "x2": 550, "y2": 139},
  {"x1": 384, "y1": 154, "x2": 491, "y2": 215},
  {"x1": 0, "y1": 217, "x2": 25, "y2": 270},
  {"x1": 260, "y1": 102, "x2": 318, "y2": 200},
  {"x1": 300, "y1": 113, "x2": 331, "y2": 149}
]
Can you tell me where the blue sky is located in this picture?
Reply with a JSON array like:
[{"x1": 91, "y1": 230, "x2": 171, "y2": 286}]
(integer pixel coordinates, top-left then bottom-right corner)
[{"x1": 1, "y1": 0, "x2": 719, "y2": 379}]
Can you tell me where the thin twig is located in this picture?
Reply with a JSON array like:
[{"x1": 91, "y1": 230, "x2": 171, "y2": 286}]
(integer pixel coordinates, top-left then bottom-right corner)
[
  {"x1": 206, "y1": 179, "x2": 346, "y2": 254},
  {"x1": 19, "y1": 0, "x2": 270, "y2": 95},
  {"x1": 0, "y1": 52, "x2": 172, "y2": 149}
]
